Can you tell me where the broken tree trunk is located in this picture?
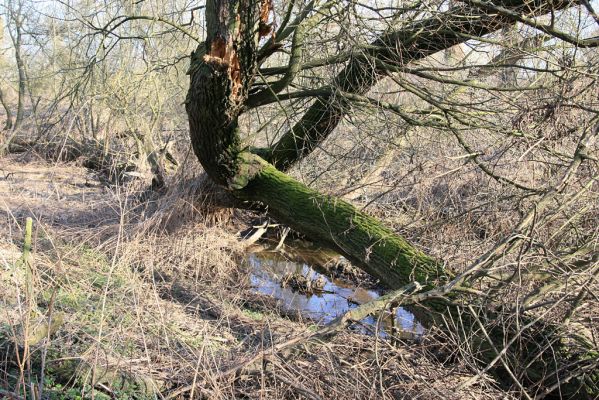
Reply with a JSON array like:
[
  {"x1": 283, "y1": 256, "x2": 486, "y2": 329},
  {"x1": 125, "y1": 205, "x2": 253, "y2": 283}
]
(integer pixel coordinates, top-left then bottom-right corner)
[{"x1": 184, "y1": 0, "x2": 597, "y2": 397}]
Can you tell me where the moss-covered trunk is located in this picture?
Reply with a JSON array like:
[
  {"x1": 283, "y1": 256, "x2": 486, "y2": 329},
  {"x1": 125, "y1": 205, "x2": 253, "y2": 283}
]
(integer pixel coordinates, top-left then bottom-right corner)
[
  {"x1": 237, "y1": 159, "x2": 447, "y2": 288},
  {"x1": 184, "y1": 0, "x2": 597, "y2": 397},
  {"x1": 234, "y1": 160, "x2": 598, "y2": 399}
]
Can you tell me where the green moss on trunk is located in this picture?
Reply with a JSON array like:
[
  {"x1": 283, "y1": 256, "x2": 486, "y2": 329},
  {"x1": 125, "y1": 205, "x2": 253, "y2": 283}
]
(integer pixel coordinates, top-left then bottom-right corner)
[
  {"x1": 231, "y1": 156, "x2": 598, "y2": 399},
  {"x1": 236, "y1": 158, "x2": 448, "y2": 289}
]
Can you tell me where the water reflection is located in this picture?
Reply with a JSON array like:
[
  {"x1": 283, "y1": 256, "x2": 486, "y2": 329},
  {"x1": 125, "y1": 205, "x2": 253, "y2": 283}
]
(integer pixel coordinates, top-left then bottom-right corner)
[{"x1": 248, "y1": 251, "x2": 423, "y2": 337}]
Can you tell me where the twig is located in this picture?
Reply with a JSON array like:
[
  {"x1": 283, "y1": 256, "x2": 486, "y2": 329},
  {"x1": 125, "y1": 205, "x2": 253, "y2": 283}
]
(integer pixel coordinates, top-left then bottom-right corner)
[
  {"x1": 0, "y1": 388, "x2": 25, "y2": 399},
  {"x1": 267, "y1": 361, "x2": 323, "y2": 400},
  {"x1": 166, "y1": 282, "x2": 423, "y2": 399}
]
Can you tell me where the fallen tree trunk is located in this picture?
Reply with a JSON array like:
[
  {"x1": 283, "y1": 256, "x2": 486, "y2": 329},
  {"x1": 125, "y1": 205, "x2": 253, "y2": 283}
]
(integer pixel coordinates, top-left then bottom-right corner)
[
  {"x1": 231, "y1": 154, "x2": 598, "y2": 398},
  {"x1": 236, "y1": 157, "x2": 446, "y2": 289},
  {"x1": 199, "y1": 150, "x2": 596, "y2": 398}
]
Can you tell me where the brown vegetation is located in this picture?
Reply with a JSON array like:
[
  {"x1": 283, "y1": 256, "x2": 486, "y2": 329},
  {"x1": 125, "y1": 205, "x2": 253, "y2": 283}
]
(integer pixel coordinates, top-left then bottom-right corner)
[
  {"x1": 0, "y1": 0, "x2": 598, "y2": 398},
  {"x1": 0, "y1": 154, "x2": 520, "y2": 399}
]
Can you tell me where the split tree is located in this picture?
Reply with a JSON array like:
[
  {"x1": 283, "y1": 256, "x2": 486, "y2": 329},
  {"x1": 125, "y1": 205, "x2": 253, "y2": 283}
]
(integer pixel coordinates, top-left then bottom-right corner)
[{"x1": 185, "y1": 0, "x2": 598, "y2": 398}]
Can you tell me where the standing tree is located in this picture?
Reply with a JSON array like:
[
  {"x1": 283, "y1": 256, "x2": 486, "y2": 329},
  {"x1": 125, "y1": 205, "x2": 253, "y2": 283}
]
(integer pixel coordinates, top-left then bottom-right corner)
[
  {"x1": 3, "y1": 0, "x2": 27, "y2": 130},
  {"x1": 185, "y1": 0, "x2": 598, "y2": 398}
]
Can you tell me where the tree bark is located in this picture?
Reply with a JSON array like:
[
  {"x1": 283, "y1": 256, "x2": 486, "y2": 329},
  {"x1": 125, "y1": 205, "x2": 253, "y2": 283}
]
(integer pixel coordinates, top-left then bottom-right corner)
[
  {"x1": 185, "y1": 0, "x2": 597, "y2": 397},
  {"x1": 261, "y1": 0, "x2": 582, "y2": 171},
  {"x1": 0, "y1": 86, "x2": 13, "y2": 130}
]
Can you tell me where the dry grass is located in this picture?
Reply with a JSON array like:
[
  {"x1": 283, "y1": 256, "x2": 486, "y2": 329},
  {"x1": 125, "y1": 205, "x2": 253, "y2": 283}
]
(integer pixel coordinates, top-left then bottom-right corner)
[{"x1": 0, "y1": 153, "x2": 518, "y2": 399}]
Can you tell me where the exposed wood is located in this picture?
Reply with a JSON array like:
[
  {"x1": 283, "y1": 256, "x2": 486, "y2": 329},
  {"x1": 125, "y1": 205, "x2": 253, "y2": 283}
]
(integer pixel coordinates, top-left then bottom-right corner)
[{"x1": 185, "y1": 0, "x2": 598, "y2": 397}]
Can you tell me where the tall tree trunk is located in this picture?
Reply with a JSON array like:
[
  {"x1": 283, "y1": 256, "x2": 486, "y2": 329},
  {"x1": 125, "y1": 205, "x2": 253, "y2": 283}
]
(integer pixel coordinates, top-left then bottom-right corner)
[
  {"x1": 0, "y1": 86, "x2": 13, "y2": 130},
  {"x1": 8, "y1": 7, "x2": 26, "y2": 130}
]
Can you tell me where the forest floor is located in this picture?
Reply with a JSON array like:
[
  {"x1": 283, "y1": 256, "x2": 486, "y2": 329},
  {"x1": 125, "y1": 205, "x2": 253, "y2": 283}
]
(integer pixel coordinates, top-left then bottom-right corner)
[{"x1": 0, "y1": 153, "x2": 513, "y2": 399}]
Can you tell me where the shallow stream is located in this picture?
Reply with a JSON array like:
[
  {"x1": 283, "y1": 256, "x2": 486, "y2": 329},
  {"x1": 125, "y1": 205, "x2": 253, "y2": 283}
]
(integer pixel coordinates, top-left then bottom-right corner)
[{"x1": 247, "y1": 247, "x2": 423, "y2": 337}]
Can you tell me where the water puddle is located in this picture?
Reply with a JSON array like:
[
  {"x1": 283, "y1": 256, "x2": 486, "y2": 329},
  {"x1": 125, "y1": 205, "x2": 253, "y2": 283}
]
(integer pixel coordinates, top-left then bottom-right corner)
[{"x1": 248, "y1": 248, "x2": 423, "y2": 338}]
